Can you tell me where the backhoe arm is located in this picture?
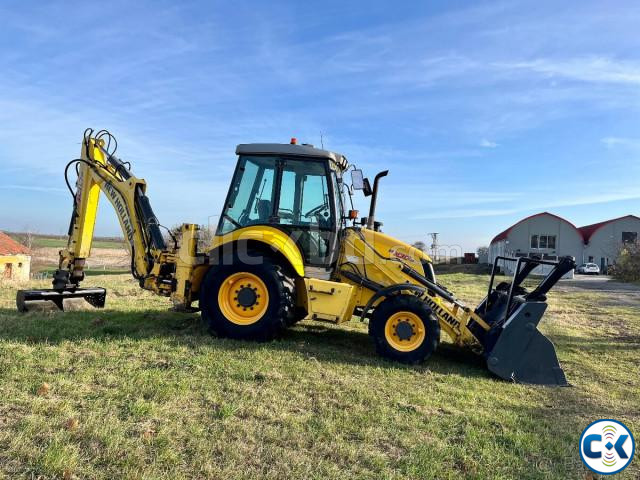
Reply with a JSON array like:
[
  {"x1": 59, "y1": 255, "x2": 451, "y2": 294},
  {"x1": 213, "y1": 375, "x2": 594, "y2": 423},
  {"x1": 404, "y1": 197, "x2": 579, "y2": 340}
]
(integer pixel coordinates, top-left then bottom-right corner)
[
  {"x1": 54, "y1": 129, "x2": 167, "y2": 291},
  {"x1": 17, "y1": 129, "x2": 207, "y2": 313}
]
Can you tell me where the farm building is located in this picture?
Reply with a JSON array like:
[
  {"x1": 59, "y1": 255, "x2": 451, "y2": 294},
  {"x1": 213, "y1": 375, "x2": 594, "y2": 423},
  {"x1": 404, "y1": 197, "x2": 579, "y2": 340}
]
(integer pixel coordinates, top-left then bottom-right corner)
[
  {"x1": 488, "y1": 212, "x2": 640, "y2": 274},
  {"x1": 0, "y1": 231, "x2": 31, "y2": 281}
]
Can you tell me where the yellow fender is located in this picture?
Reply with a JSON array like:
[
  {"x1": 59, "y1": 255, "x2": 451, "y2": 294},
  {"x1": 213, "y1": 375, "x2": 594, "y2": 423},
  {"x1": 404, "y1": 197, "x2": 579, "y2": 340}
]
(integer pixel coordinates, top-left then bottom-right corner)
[{"x1": 210, "y1": 226, "x2": 305, "y2": 276}]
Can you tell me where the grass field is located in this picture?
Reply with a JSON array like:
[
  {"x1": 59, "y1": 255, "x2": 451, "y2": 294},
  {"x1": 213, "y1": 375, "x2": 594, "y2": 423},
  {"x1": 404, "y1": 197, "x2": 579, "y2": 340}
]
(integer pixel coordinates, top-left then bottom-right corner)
[
  {"x1": 35, "y1": 268, "x2": 129, "y2": 277},
  {"x1": 0, "y1": 273, "x2": 638, "y2": 479},
  {"x1": 7, "y1": 233, "x2": 125, "y2": 250}
]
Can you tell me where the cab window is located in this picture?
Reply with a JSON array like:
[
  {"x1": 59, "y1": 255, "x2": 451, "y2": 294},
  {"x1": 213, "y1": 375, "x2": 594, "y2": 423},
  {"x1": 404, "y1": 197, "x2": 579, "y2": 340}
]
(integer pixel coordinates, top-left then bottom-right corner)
[
  {"x1": 277, "y1": 159, "x2": 333, "y2": 229},
  {"x1": 218, "y1": 156, "x2": 277, "y2": 234}
]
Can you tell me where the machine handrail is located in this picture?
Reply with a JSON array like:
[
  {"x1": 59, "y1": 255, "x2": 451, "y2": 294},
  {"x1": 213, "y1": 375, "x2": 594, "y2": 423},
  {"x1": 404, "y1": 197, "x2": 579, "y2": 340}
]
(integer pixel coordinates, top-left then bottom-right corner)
[{"x1": 487, "y1": 255, "x2": 575, "y2": 320}]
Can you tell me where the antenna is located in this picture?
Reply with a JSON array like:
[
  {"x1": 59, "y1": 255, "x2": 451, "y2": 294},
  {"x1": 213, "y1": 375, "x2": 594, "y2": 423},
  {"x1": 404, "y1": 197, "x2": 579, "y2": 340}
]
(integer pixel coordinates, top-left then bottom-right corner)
[
  {"x1": 320, "y1": 131, "x2": 324, "y2": 149},
  {"x1": 428, "y1": 232, "x2": 439, "y2": 262}
]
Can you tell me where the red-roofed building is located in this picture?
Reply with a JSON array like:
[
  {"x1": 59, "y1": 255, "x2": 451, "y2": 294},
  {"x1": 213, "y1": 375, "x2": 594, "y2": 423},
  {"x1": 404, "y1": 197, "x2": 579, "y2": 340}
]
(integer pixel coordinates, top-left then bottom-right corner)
[
  {"x1": 488, "y1": 213, "x2": 640, "y2": 275},
  {"x1": 578, "y1": 215, "x2": 640, "y2": 270},
  {"x1": 0, "y1": 231, "x2": 31, "y2": 281}
]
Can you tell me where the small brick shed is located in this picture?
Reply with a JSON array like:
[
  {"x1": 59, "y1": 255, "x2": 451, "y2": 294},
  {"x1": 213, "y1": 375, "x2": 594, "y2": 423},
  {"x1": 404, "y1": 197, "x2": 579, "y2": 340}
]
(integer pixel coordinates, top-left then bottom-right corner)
[{"x1": 0, "y1": 231, "x2": 31, "y2": 281}]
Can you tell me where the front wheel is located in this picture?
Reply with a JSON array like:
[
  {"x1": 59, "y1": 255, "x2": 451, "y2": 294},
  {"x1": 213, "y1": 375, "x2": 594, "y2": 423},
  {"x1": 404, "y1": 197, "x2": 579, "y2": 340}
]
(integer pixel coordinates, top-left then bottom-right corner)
[
  {"x1": 369, "y1": 295, "x2": 440, "y2": 364},
  {"x1": 200, "y1": 256, "x2": 295, "y2": 341}
]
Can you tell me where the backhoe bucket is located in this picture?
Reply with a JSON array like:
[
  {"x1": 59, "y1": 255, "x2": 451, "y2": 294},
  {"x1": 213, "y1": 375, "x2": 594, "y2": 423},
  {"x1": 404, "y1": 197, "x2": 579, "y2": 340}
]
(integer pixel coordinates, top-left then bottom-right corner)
[
  {"x1": 484, "y1": 301, "x2": 568, "y2": 386},
  {"x1": 16, "y1": 287, "x2": 106, "y2": 312}
]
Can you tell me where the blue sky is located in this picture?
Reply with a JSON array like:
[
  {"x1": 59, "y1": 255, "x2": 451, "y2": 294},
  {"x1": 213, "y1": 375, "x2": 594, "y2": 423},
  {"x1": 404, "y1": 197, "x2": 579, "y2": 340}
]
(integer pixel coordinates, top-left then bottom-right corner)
[{"x1": 1, "y1": 0, "x2": 639, "y2": 252}]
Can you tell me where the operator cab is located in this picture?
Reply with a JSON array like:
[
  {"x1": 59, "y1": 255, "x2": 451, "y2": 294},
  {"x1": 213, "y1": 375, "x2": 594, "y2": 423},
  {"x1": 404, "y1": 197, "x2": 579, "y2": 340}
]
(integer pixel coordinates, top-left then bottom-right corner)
[{"x1": 217, "y1": 142, "x2": 349, "y2": 267}]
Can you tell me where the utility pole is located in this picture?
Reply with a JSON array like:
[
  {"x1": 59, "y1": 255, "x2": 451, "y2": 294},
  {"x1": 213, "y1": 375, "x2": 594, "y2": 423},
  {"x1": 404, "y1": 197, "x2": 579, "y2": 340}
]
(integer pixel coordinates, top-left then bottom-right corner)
[{"x1": 428, "y1": 232, "x2": 439, "y2": 263}]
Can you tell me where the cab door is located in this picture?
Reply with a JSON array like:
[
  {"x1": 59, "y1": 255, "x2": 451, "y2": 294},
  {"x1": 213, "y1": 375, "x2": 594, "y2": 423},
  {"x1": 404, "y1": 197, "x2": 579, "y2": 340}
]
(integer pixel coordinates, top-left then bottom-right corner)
[{"x1": 275, "y1": 158, "x2": 341, "y2": 268}]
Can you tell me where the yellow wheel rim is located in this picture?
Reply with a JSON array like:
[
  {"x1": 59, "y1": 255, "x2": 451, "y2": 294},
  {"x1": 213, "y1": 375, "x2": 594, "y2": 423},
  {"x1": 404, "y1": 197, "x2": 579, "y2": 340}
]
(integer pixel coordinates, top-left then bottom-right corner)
[
  {"x1": 384, "y1": 311, "x2": 425, "y2": 352},
  {"x1": 218, "y1": 272, "x2": 269, "y2": 325}
]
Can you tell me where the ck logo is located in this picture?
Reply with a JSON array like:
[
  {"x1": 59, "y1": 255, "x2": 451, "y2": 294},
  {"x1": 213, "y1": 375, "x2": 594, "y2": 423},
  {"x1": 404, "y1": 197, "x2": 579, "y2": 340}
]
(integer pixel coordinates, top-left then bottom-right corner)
[{"x1": 580, "y1": 419, "x2": 635, "y2": 475}]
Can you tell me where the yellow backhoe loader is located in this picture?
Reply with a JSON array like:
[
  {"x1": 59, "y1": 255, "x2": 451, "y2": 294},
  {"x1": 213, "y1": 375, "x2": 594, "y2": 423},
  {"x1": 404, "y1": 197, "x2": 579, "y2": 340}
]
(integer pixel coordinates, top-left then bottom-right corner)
[{"x1": 17, "y1": 129, "x2": 575, "y2": 385}]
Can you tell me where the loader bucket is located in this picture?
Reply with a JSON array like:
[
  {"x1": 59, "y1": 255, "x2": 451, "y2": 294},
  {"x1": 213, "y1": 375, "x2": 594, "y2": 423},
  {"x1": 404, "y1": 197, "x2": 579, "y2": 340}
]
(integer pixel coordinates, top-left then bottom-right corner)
[
  {"x1": 484, "y1": 301, "x2": 568, "y2": 386},
  {"x1": 471, "y1": 255, "x2": 575, "y2": 386},
  {"x1": 16, "y1": 287, "x2": 106, "y2": 312}
]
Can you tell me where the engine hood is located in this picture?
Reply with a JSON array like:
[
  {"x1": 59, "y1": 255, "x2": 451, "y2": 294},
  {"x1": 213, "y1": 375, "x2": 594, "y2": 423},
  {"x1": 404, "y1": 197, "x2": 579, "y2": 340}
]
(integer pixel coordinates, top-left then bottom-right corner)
[{"x1": 358, "y1": 228, "x2": 433, "y2": 270}]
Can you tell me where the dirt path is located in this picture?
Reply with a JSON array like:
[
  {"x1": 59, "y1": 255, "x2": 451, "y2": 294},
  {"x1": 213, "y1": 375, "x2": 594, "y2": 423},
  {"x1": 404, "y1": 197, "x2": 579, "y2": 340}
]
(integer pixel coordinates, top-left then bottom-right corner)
[{"x1": 556, "y1": 275, "x2": 640, "y2": 307}]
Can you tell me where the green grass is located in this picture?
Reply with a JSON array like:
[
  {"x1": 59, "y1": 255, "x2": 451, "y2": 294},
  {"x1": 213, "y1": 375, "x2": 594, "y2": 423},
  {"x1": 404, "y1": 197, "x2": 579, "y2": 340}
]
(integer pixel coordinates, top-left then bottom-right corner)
[
  {"x1": 35, "y1": 268, "x2": 129, "y2": 277},
  {"x1": 30, "y1": 237, "x2": 124, "y2": 249},
  {"x1": 8, "y1": 233, "x2": 125, "y2": 249},
  {"x1": 0, "y1": 273, "x2": 638, "y2": 479}
]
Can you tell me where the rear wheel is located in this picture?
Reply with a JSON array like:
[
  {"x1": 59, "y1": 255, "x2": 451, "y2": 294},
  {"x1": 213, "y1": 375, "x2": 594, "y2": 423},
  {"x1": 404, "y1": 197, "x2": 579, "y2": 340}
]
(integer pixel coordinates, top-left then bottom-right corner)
[
  {"x1": 200, "y1": 255, "x2": 295, "y2": 341},
  {"x1": 369, "y1": 295, "x2": 440, "y2": 364}
]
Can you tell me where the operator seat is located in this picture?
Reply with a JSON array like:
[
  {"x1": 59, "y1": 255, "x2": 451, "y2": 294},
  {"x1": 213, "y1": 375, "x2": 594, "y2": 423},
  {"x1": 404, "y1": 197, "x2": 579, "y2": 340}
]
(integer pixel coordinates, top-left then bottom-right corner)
[{"x1": 256, "y1": 199, "x2": 272, "y2": 222}]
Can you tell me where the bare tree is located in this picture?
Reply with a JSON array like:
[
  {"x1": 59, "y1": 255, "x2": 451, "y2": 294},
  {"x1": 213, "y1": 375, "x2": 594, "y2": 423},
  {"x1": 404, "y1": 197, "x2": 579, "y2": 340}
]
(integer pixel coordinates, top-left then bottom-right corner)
[
  {"x1": 24, "y1": 230, "x2": 33, "y2": 250},
  {"x1": 197, "y1": 225, "x2": 213, "y2": 252},
  {"x1": 412, "y1": 241, "x2": 426, "y2": 251},
  {"x1": 15, "y1": 228, "x2": 35, "y2": 250},
  {"x1": 163, "y1": 224, "x2": 214, "y2": 252}
]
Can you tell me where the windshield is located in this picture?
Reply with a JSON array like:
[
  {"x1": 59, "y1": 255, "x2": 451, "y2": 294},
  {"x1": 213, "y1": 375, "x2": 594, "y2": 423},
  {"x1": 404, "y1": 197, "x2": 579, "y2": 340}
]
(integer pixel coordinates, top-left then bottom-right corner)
[
  {"x1": 332, "y1": 170, "x2": 347, "y2": 227},
  {"x1": 218, "y1": 156, "x2": 277, "y2": 234}
]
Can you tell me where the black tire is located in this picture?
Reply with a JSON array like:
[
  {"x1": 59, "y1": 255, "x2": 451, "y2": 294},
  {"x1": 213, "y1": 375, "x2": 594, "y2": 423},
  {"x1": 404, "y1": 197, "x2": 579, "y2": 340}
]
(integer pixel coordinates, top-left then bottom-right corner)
[
  {"x1": 369, "y1": 295, "x2": 440, "y2": 364},
  {"x1": 200, "y1": 255, "x2": 295, "y2": 341}
]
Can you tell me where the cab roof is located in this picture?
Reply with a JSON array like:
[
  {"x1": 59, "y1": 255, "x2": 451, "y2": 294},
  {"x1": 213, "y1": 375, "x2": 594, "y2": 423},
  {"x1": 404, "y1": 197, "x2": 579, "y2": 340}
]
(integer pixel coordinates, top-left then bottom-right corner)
[{"x1": 236, "y1": 143, "x2": 348, "y2": 170}]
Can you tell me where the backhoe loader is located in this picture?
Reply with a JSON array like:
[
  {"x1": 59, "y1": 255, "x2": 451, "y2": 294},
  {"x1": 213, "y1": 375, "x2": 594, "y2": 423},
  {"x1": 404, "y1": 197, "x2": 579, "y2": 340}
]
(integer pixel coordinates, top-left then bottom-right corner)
[{"x1": 17, "y1": 129, "x2": 575, "y2": 385}]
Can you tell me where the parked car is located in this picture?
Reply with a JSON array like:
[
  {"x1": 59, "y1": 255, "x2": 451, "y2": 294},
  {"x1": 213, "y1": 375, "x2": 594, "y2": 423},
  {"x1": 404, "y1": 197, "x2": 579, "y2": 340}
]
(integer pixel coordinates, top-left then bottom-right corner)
[{"x1": 576, "y1": 263, "x2": 600, "y2": 275}]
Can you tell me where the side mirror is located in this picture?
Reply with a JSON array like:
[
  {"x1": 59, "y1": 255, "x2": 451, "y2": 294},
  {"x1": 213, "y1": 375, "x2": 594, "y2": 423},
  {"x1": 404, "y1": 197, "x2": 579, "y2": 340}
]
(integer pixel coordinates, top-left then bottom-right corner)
[{"x1": 351, "y1": 169, "x2": 365, "y2": 190}]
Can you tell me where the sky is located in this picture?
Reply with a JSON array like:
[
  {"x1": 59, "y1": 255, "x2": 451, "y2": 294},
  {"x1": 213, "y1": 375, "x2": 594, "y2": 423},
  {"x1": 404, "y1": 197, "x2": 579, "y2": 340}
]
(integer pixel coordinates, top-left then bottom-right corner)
[{"x1": 0, "y1": 0, "x2": 639, "y2": 253}]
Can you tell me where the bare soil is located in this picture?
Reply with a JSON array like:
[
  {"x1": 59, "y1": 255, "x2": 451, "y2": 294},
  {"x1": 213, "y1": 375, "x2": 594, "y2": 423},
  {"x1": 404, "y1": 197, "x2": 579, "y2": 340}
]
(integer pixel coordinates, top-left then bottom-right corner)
[{"x1": 31, "y1": 247, "x2": 129, "y2": 271}]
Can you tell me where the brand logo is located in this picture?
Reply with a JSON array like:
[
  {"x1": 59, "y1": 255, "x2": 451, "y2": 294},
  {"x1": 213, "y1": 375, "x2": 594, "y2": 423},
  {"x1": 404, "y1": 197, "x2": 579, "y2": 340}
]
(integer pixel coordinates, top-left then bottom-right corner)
[
  {"x1": 104, "y1": 182, "x2": 135, "y2": 244},
  {"x1": 423, "y1": 296, "x2": 460, "y2": 330},
  {"x1": 389, "y1": 249, "x2": 415, "y2": 263},
  {"x1": 580, "y1": 419, "x2": 635, "y2": 475}
]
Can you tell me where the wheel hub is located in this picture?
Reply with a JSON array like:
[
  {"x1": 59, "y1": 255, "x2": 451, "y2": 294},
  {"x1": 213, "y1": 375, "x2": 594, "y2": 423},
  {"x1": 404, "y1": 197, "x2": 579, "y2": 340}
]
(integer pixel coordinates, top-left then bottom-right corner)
[
  {"x1": 384, "y1": 311, "x2": 426, "y2": 352},
  {"x1": 395, "y1": 320, "x2": 415, "y2": 341},
  {"x1": 236, "y1": 286, "x2": 258, "y2": 307}
]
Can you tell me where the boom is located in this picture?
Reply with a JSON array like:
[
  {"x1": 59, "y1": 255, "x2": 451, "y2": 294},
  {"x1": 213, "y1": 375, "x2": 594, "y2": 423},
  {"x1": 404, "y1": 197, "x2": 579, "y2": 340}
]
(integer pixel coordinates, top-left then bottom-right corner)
[
  {"x1": 55, "y1": 129, "x2": 166, "y2": 290},
  {"x1": 18, "y1": 129, "x2": 207, "y2": 311}
]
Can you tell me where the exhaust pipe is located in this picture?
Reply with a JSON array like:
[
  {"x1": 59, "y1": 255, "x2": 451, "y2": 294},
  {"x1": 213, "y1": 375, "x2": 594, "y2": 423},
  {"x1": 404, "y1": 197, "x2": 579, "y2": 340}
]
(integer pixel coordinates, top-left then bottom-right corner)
[{"x1": 366, "y1": 170, "x2": 388, "y2": 230}]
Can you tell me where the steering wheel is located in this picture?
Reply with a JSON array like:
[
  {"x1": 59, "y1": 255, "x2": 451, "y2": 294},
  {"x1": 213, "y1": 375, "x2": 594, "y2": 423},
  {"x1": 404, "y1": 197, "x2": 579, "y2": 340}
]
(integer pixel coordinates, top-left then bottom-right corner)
[{"x1": 304, "y1": 203, "x2": 328, "y2": 219}]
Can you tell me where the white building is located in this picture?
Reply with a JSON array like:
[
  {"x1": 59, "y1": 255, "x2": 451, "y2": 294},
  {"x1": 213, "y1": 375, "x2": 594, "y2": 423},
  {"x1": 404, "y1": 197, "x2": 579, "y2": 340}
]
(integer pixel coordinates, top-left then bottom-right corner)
[{"x1": 488, "y1": 212, "x2": 640, "y2": 275}]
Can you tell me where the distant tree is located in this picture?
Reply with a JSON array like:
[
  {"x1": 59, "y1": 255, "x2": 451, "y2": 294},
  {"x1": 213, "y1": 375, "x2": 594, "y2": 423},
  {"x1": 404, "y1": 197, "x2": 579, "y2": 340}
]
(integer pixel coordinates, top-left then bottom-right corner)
[
  {"x1": 162, "y1": 224, "x2": 181, "y2": 249},
  {"x1": 476, "y1": 246, "x2": 489, "y2": 265},
  {"x1": 610, "y1": 242, "x2": 640, "y2": 282},
  {"x1": 197, "y1": 225, "x2": 213, "y2": 252},
  {"x1": 15, "y1": 229, "x2": 35, "y2": 250},
  {"x1": 163, "y1": 224, "x2": 213, "y2": 252},
  {"x1": 412, "y1": 241, "x2": 426, "y2": 251}
]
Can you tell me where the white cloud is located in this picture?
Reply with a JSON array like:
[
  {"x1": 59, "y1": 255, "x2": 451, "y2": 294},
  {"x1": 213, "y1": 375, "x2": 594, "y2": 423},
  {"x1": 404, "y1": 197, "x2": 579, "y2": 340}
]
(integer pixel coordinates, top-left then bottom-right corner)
[
  {"x1": 601, "y1": 137, "x2": 640, "y2": 149},
  {"x1": 409, "y1": 208, "x2": 518, "y2": 220},
  {"x1": 480, "y1": 139, "x2": 499, "y2": 148},
  {"x1": 498, "y1": 57, "x2": 640, "y2": 86}
]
